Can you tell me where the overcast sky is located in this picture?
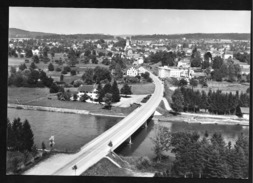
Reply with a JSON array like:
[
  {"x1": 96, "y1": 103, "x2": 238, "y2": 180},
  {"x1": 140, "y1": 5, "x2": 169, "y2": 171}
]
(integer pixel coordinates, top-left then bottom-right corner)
[{"x1": 9, "y1": 7, "x2": 251, "y2": 35}]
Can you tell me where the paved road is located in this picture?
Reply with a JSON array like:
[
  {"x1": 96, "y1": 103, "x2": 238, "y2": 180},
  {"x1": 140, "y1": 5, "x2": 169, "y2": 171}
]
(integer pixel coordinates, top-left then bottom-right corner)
[{"x1": 51, "y1": 70, "x2": 164, "y2": 175}]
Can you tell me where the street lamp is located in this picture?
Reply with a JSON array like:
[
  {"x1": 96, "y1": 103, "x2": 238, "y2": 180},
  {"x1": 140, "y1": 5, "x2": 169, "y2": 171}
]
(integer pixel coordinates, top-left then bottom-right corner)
[{"x1": 72, "y1": 165, "x2": 77, "y2": 175}]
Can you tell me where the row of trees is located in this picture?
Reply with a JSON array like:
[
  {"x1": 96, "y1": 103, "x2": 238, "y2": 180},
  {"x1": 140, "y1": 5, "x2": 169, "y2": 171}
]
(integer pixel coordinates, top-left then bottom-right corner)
[
  {"x1": 153, "y1": 127, "x2": 249, "y2": 179},
  {"x1": 146, "y1": 51, "x2": 176, "y2": 66},
  {"x1": 7, "y1": 118, "x2": 35, "y2": 152},
  {"x1": 171, "y1": 87, "x2": 249, "y2": 115},
  {"x1": 8, "y1": 64, "x2": 54, "y2": 88},
  {"x1": 82, "y1": 66, "x2": 112, "y2": 85},
  {"x1": 234, "y1": 52, "x2": 250, "y2": 65}
]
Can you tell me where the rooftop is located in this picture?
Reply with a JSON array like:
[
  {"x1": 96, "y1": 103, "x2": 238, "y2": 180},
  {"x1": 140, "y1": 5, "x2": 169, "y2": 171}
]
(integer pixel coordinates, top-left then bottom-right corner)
[{"x1": 240, "y1": 107, "x2": 249, "y2": 114}]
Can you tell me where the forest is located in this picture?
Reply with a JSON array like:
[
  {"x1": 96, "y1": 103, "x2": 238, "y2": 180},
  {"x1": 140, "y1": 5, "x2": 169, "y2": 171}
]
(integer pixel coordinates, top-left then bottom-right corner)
[{"x1": 153, "y1": 127, "x2": 249, "y2": 179}]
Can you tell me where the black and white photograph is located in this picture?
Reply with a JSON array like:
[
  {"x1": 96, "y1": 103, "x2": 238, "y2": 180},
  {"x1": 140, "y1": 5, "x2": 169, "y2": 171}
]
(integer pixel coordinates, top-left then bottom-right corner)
[{"x1": 6, "y1": 5, "x2": 251, "y2": 180}]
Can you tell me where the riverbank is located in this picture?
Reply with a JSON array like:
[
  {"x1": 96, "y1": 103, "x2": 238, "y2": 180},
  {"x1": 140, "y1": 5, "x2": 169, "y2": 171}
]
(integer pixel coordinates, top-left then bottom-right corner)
[
  {"x1": 8, "y1": 103, "x2": 128, "y2": 118},
  {"x1": 156, "y1": 113, "x2": 249, "y2": 126}
]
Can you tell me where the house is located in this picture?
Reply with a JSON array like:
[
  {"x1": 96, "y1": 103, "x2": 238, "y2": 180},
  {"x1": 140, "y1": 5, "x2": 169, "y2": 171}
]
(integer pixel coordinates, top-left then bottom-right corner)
[
  {"x1": 127, "y1": 67, "x2": 138, "y2": 77},
  {"x1": 158, "y1": 66, "x2": 189, "y2": 79},
  {"x1": 240, "y1": 107, "x2": 249, "y2": 120},
  {"x1": 223, "y1": 51, "x2": 234, "y2": 60},
  {"x1": 32, "y1": 49, "x2": 40, "y2": 55},
  {"x1": 177, "y1": 58, "x2": 191, "y2": 68},
  {"x1": 78, "y1": 85, "x2": 94, "y2": 93}
]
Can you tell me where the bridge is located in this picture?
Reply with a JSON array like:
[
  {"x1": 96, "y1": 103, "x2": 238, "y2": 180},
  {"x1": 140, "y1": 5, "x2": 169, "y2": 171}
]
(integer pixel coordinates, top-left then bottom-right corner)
[{"x1": 52, "y1": 69, "x2": 164, "y2": 175}]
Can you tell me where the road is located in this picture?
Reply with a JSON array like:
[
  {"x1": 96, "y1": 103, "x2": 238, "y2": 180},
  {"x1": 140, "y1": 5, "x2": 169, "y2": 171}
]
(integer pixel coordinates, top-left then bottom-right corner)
[{"x1": 51, "y1": 69, "x2": 164, "y2": 175}]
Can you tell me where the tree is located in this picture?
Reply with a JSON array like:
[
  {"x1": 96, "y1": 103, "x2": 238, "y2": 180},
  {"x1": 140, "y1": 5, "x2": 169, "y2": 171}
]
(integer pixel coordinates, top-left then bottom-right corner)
[
  {"x1": 111, "y1": 80, "x2": 121, "y2": 103},
  {"x1": 212, "y1": 56, "x2": 223, "y2": 70},
  {"x1": 12, "y1": 118, "x2": 23, "y2": 151},
  {"x1": 189, "y1": 78, "x2": 198, "y2": 89},
  {"x1": 191, "y1": 57, "x2": 202, "y2": 67},
  {"x1": 48, "y1": 63, "x2": 54, "y2": 71},
  {"x1": 120, "y1": 83, "x2": 132, "y2": 96},
  {"x1": 96, "y1": 82, "x2": 104, "y2": 103},
  {"x1": 7, "y1": 118, "x2": 15, "y2": 149},
  {"x1": 19, "y1": 63, "x2": 27, "y2": 71},
  {"x1": 80, "y1": 93, "x2": 90, "y2": 102},
  {"x1": 25, "y1": 49, "x2": 33, "y2": 58},
  {"x1": 32, "y1": 55, "x2": 39, "y2": 63},
  {"x1": 93, "y1": 66, "x2": 111, "y2": 83},
  {"x1": 151, "y1": 125, "x2": 171, "y2": 162},
  {"x1": 202, "y1": 61, "x2": 210, "y2": 69},
  {"x1": 70, "y1": 70, "x2": 77, "y2": 76},
  {"x1": 21, "y1": 119, "x2": 34, "y2": 151},
  {"x1": 103, "y1": 82, "x2": 112, "y2": 95},
  {"x1": 60, "y1": 74, "x2": 64, "y2": 82},
  {"x1": 114, "y1": 64, "x2": 123, "y2": 79},
  {"x1": 213, "y1": 70, "x2": 223, "y2": 82},
  {"x1": 42, "y1": 142, "x2": 46, "y2": 152},
  {"x1": 82, "y1": 68, "x2": 94, "y2": 84},
  {"x1": 67, "y1": 49, "x2": 78, "y2": 67},
  {"x1": 103, "y1": 93, "x2": 113, "y2": 110},
  {"x1": 171, "y1": 89, "x2": 184, "y2": 112},
  {"x1": 179, "y1": 78, "x2": 188, "y2": 87},
  {"x1": 30, "y1": 62, "x2": 37, "y2": 70}
]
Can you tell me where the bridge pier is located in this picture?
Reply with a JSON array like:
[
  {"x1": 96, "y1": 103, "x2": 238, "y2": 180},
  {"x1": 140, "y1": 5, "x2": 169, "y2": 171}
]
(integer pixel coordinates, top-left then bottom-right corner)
[
  {"x1": 153, "y1": 118, "x2": 159, "y2": 124},
  {"x1": 127, "y1": 136, "x2": 132, "y2": 145}
]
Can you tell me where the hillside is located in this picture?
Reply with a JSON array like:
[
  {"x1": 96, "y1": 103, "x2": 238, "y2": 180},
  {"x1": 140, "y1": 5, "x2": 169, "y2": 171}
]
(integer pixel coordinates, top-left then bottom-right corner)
[
  {"x1": 9, "y1": 28, "x2": 56, "y2": 38},
  {"x1": 9, "y1": 28, "x2": 250, "y2": 40},
  {"x1": 132, "y1": 33, "x2": 250, "y2": 40},
  {"x1": 9, "y1": 28, "x2": 114, "y2": 40}
]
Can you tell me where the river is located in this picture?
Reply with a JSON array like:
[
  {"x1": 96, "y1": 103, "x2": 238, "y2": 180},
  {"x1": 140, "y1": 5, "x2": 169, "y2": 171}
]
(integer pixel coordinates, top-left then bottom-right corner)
[
  {"x1": 7, "y1": 108, "x2": 249, "y2": 158},
  {"x1": 7, "y1": 108, "x2": 122, "y2": 152}
]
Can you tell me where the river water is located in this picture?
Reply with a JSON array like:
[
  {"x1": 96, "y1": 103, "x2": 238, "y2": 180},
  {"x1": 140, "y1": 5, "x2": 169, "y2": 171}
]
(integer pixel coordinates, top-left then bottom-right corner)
[
  {"x1": 7, "y1": 108, "x2": 249, "y2": 157},
  {"x1": 7, "y1": 108, "x2": 122, "y2": 152}
]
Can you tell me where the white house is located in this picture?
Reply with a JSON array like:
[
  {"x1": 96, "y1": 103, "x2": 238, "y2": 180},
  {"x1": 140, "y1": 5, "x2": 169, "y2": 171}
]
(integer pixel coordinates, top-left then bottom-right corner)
[
  {"x1": 158, "y1": 66, "x2": 189, "y2": 79},
  {"x1": 177, "y1": 58, "x2": 191, "y2": 68},
  {"x1": 32, "y1": 49, "x2": 40, "y2": 55},
  {"x1": 223, "y1": 51, "x2": 233, "y2": 60},
  {"x1": 137, "y1": 57, "x2": 144, "y2": 64},
  {"x1": 240, "y1": 107, "x2": 249, "y2": 120},
  {"x1": 127, "y1": 67, "x2": 138, "y2": 77}
]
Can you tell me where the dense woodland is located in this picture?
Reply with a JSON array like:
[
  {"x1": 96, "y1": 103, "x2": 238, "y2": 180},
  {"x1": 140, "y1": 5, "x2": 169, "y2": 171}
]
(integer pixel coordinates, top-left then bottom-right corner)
[
  {"x1": 7, "y1": 118, "x2": 35, "y2": 152},
  {"x1": 171, "y1": 87, "x2": 250, "y2": 115},
  {"x1": 152, "y1": 127, "x2": 249, "y2": 179}
]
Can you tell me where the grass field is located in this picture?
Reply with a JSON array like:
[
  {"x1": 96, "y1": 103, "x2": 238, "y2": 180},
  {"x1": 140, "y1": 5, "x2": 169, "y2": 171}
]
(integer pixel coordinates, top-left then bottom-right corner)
[
  {"x1": 118, "y1": 83, "x2": 155, "y2": 95},
  {"x1": 193, "y1": 81, "x2": 249, "y2": 94},
  {"x1": 8, "y1": 57, "x2": 28, "y2": 66},
  {"x1": 7, "y1": 87, "x2": 139, "y2": 116},
  {"x1": 8, "y1": 87, "x2": 50, "y2": 104}
]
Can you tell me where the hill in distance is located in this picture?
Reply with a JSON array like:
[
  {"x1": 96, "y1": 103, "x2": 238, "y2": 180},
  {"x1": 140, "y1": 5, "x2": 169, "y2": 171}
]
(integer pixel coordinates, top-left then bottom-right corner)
[
  {"x1": 9, "y1": 28, "x2": 56, "y2": 38},
  {"x1": 9, "y1": 28, "x2": 250, "y2": 40}
]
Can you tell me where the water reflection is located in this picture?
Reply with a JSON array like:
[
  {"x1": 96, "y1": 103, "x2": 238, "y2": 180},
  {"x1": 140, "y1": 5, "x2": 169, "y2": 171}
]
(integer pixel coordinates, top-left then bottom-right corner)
[{"x1": 7, "y1": 108, "x2": 121, "y2": 152}]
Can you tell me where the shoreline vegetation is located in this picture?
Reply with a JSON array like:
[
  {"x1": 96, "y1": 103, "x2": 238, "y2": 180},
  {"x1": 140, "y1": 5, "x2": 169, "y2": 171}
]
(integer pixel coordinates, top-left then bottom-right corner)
[
  {"x1": 8, "y1": 103, "x2": 126, "y2": 118},
  {"x1": 8, "y1": 103, "x2": 248, "y2": 126}
]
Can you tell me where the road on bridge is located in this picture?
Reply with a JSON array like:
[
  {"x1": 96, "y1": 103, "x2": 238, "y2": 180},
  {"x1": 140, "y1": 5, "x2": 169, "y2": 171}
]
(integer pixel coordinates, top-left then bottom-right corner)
[{"x1": 52, "y1": 69, "x2": 164, "y2": 175}]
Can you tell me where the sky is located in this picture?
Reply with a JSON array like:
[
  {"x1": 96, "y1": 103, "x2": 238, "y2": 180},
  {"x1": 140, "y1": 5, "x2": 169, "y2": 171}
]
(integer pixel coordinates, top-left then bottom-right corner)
[{"x1": 9, "y1": 7, "x2": 251, "y2": 35}]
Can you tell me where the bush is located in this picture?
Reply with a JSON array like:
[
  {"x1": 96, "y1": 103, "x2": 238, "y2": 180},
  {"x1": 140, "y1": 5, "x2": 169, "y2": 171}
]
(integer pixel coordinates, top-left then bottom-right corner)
[
  {"x1": 73, "y1": 79, "x2": 84, "y2": 87},
  {"x1": 48, "y1": 63, "x2": 54, "y2": 71},
  {"x1": 49, "y1": 83, "x2": 59, "y2": 93},
  {"x1": 136, "y1": 157, "x2": 152, "y2": 170},
  {"x1": 55, "y1": 67, "x2": 61, "y2": 72},
  {"x1": 63, "y1": 66, "x2": 71, "y2": 73},
  {"x1": 61, "y1": 70, "x2": 67, "y2": 75},
  {"x1": 70, "y1": 70, "x2": 76, "y2": 76}
]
